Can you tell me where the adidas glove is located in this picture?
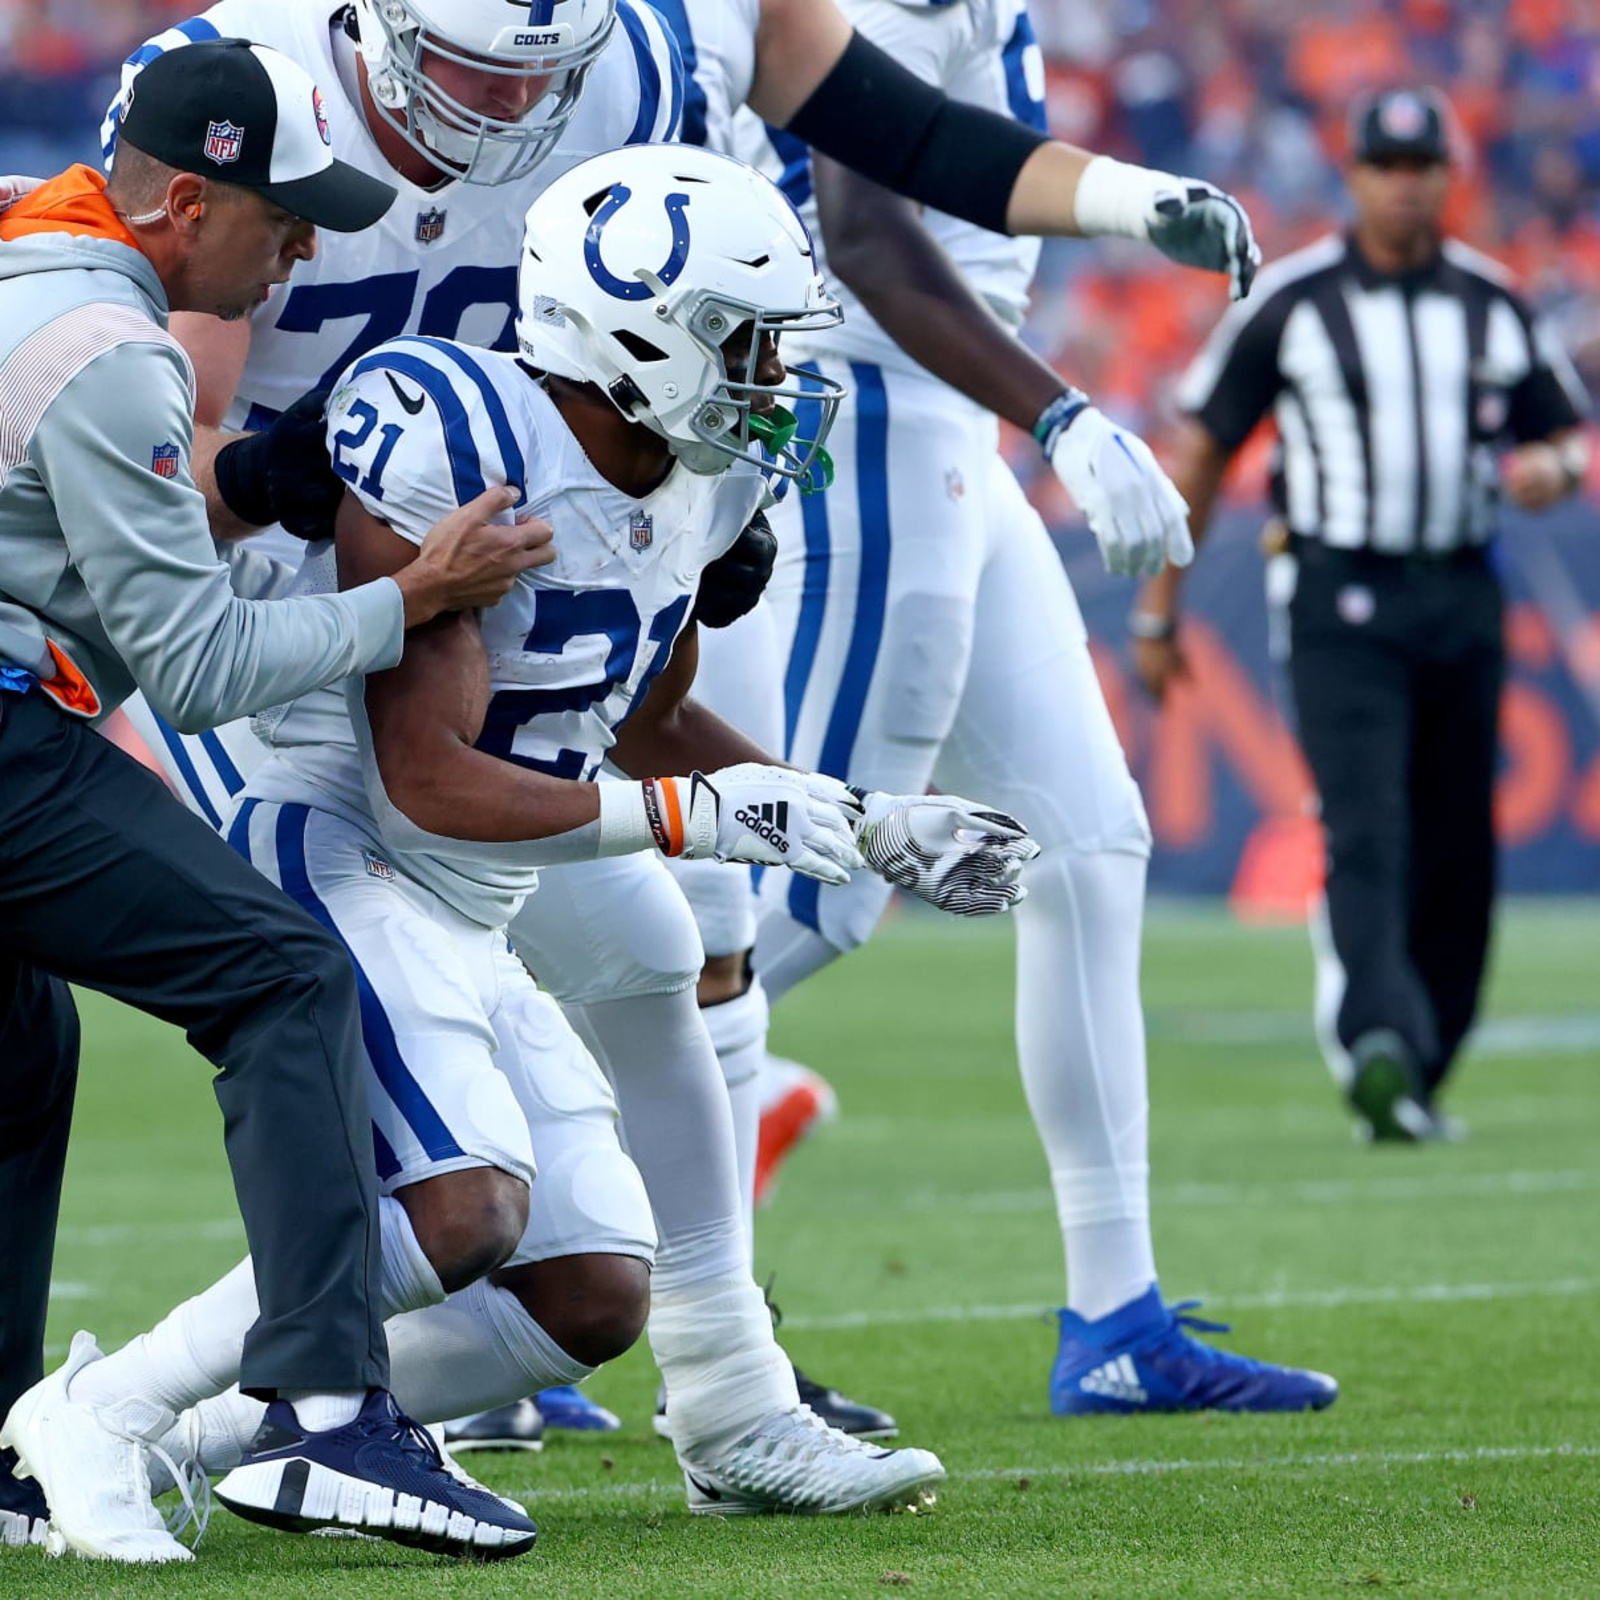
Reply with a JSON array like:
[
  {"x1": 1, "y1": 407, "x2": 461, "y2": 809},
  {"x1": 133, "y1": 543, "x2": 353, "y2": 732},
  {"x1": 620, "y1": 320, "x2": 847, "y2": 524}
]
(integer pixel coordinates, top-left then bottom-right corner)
[
  {"x1": 852, "y1": 791, "x2": 1040, "y2": 916},
  {"x1": 1040, "y1": 395, "x2": 1193, "y2": 578},
  {"x1": 1073, "y1": 156, "x2": 1260, "y2": 302},
  {"x1": 213, "y1": 384, "x2": 346, "y2": 539},
  {"x1": 691, "y1": 508, "x2": 778, "y2": 629},
  {"x1": 606, "y1": 766, "x2": 863, "y2": 884}
]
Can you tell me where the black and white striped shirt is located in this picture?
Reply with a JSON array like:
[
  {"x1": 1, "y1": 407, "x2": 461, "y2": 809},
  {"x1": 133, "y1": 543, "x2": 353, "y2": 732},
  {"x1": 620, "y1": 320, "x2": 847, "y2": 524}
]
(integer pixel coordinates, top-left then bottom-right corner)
[{"x1": 1178, "y1": 233, "x2": 1589, "y2": 552}]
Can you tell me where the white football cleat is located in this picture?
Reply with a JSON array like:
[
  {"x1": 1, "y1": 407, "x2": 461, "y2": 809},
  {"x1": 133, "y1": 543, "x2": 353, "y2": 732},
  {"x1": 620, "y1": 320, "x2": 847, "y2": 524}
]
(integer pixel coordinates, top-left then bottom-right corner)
[
  {"x1": 0, "y1": 1332, "x2": 190, "y2": 1563},
  {"x1": 677, "y1": 1405, "x2": 943, "y2": 1516}
]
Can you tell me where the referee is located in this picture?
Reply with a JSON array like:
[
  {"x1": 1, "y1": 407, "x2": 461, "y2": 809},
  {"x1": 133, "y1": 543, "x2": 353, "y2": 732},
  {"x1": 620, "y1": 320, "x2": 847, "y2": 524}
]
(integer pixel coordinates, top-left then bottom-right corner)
[{"x1": 1132, "y1": 88, "x2": 1590, "y2": 1142}]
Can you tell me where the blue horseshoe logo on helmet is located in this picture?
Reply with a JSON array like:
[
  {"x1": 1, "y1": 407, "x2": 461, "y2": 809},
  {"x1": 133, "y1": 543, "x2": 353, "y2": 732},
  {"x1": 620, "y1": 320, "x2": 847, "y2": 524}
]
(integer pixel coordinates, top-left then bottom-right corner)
[{"x1": 583, "y1": 185, "x2": 693, "y2": 301}]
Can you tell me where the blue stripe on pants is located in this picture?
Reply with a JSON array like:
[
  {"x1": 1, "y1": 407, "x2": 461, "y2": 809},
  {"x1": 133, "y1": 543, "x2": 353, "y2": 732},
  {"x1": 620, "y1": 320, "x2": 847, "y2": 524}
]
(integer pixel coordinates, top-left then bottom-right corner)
[
  {"x1": 787, "y1": 363, "x2": 892, "y2": 931},
  {"x1": 150, "y1": 713, "x2": 222, "y2": 829},
  {"x1": 272, "y1": 804, "x2": 465, "y2": 1167}
]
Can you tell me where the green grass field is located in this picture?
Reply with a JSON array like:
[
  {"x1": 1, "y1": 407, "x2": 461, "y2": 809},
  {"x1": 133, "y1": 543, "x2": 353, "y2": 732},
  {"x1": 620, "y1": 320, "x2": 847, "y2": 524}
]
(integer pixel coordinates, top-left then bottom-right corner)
[{"x1": 13, "y1": 902, "x2": 1600, "y2": 1597}]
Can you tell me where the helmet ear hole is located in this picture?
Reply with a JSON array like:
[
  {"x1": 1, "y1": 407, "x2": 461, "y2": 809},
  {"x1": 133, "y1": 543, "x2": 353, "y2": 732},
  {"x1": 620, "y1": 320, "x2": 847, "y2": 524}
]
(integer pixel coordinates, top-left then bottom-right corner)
[{"x1": 612, "y1": 330, "x2": 668, "y2": 364}]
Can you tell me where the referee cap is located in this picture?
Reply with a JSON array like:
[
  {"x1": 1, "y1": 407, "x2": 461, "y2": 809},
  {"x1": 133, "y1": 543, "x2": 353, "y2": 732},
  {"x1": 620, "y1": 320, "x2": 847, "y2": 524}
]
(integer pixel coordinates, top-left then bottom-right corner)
[
  {"x1": 1351, "y1": 88, "x2": 1451, "y2": 166},
  {"x1": 116, "y1": 38, "x2": 395, "y2": 232}
]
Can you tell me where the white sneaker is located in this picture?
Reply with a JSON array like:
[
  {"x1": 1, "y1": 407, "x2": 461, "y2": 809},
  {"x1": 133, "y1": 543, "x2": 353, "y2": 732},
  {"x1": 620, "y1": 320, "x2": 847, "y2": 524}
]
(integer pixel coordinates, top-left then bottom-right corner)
[
  {"x1": 0, "y1": 1332, "x2": 190, "y2": 1563},
  {"x1": 677, "y1": 1405, "x2": 943, "y2": 1516}
]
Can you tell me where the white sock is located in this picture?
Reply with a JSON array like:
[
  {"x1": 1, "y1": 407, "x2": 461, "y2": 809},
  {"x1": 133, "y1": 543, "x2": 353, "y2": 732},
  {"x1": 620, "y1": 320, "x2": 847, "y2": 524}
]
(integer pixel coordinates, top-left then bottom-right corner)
[
  {"x1": 1015, "y1": 848, "x2": 1157, "y2": 1322},
  {"x1": 649, "y1": 1277, "x2": 797, "y2": 1452},
  {"x1": 700, "y1": 979, "x2": 769, "y2": 1234},
  {"x1": 382, "y1": 1278, "x2": 594, "y2": 1423},
  {"x1": 68, "y1": 1258, "x2": 258, "y2": 1422},
  {"x1": 380, "y1": 1194, "x2": 446, "y2": 1315},
  {"x1": 565, "y1": 990, "x2": 749, "y2": 1294},
  {"x1": 282, "y1": 1390, "x2": 364, "y2": 1431}
]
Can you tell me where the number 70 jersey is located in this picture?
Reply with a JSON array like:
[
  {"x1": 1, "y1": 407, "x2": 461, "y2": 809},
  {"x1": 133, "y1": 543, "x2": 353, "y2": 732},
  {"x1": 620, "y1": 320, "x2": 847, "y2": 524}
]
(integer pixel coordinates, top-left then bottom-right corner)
[{"x1": 264, "y1": 337, "x2": 767, "y2": 921}]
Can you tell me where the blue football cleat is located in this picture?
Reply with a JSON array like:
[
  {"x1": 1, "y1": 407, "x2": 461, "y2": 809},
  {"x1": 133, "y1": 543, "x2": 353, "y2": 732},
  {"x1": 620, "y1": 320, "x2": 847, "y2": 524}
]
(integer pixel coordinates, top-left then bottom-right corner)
[
  {"x1": 536, "y1": 1385, "x2": 621, "y2": 1434},
  {"x1": 214, "y1": 1389, "x2": 538, "y2": 1558},
  {"x1": 1050, "y1": 1286, "x2": 1339, "y2": 1416}
]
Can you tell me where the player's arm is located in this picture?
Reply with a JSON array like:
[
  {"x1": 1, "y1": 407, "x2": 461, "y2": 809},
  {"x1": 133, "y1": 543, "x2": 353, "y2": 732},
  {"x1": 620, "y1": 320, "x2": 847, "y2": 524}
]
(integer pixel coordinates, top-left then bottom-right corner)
[
  {"x1": 754, "y1": 0, "x2": 1256, "y2": 296},
  {"x1": 812, "y1": 156, "x2": 1188, "y2": 579}
]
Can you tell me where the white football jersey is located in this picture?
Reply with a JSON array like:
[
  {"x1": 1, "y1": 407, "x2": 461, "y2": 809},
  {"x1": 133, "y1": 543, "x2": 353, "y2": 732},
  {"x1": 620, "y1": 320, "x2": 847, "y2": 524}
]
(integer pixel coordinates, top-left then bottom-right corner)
[
  {"x1": 648, "y1": 0, "x2": 759, "y2": 154},
  {"x1": 251, "y1": 336, "x2": 767, "y2": 925},
  {"x1": 103, "y1": 0, "x2": 684, "y2": 432},
  {"x1": 730, "y1": 0, "x2": 1045, "y2": 367}
]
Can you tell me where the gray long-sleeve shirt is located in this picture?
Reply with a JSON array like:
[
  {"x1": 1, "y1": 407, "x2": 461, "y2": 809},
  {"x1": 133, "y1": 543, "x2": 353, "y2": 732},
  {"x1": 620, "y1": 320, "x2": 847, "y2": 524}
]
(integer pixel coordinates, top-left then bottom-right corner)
[{"x1": 0, "y1": 218, "x2": 404, "y2": 730}]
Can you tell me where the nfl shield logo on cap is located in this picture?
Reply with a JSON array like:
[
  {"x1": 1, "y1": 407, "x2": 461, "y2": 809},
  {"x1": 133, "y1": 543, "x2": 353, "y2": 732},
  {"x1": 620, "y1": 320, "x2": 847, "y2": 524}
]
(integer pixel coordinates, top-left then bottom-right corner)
[
  {"x1": 203, "y1": 119, "x2": 244, "y2": 165},
  {"x1": 415, "y1": 207, "x2": 448, "y2": 245},
  {"x1": 630, "y1": 510, "x2": 653, "y2": 552},
  {"x1": 151, "y1": 442, "x2": 181, "y2": 479}
]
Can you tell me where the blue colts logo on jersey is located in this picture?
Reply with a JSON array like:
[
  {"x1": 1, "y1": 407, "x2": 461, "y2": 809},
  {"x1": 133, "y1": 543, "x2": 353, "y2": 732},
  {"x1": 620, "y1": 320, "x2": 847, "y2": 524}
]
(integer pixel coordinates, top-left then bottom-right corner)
[{"x1": 584, "y1": 185, "x2": 693, "y2": 301}]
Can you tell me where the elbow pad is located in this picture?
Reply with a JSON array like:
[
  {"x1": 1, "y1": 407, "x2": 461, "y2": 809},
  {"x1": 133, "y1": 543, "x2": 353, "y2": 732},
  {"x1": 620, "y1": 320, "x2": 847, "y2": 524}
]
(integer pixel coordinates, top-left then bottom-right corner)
[{"x1": 786, "y1": 32, "x2": 1046, "y2": 236}]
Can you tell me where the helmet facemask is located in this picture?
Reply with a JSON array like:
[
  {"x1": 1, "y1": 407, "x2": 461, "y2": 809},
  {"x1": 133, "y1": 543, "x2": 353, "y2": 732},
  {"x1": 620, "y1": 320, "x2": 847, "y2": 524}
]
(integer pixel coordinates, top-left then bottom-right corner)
[{"x1": 358, "y1": 0, "x2": 616, "y2": 186}]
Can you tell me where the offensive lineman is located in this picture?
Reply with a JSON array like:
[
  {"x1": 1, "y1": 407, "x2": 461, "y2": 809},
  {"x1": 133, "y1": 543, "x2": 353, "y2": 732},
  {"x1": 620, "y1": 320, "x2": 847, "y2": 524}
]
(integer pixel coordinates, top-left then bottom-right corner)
[
  {"x1": 58, "y1": 146, "x2": 1035, "y2": 1536},
  {"x1": 680, "y1": 0, "x2": 1339, "y2": 1417}
]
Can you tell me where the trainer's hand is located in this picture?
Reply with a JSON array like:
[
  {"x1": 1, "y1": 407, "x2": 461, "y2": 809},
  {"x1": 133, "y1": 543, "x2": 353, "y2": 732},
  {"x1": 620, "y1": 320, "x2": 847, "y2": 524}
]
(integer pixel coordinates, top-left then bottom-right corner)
[
  {"x1": 1050, "y1": 408, "x2": 1192, "y2": 578},
  {"x1": 398, "y1": 487, "x2": 554, "y2": 626},
  {"x1": 853, "y1": 792, "x2": 1039, "y2": 916},
  {"x1": 1132, "y1": 631, "x2": 1192, "y2": 704},
  {"x1": 677, "y1": 763, "x2": 864, "y2": 884},
  {"x1": 0, "y1": 174, "x2": 42, "y2": 213},
  {"x1": 1501, "y1": 441, "x2": 1571, "y2": 511}
]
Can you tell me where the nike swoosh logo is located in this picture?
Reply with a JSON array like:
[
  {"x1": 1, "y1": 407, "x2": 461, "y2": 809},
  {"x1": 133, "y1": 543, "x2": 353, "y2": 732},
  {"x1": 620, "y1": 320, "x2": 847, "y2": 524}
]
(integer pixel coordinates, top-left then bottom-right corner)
[
  {"x1": 385, "y1": 371, "x2": 426, "y2": 415},
  {"x1": 685, "y1": 1472, "x2": 722, "y2": 1502}
]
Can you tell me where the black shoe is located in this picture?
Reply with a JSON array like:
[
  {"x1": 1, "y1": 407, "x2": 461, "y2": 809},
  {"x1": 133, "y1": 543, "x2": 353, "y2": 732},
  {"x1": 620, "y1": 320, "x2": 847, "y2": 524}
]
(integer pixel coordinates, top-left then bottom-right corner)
[
  {"x1": 0, "y1": 1447, "x2": 49, "y2": 1549},
  {"x1": 791, "y1": 1367, "x2": 899, "y2": 1439},
  {"x1": 442, "y1": 1399, "x2": 545, "y2": 1453},
  {"x1": 1348, "y1": 1031, "x2": 1430, "y2": 1143},
  {"x1": 215, "y1": 1390, "x2": 538, "y2": 1560}
]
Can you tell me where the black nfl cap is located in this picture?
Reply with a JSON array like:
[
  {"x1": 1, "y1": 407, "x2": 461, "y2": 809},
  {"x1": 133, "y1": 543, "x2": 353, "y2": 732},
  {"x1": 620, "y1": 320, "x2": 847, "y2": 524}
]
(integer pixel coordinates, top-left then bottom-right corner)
[
  {"x1": 117, "y1": 38, "x2": 395, "y2": 232},
  {"x1": 1351, "y1": 88, "x2": 1451, "y2": 165}
]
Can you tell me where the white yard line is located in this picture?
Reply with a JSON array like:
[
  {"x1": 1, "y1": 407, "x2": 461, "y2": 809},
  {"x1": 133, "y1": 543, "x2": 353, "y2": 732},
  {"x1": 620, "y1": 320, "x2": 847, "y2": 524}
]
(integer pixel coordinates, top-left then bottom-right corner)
[{"x1": 778, "y1": 1275, "x2": 1600, "y2": 1332}]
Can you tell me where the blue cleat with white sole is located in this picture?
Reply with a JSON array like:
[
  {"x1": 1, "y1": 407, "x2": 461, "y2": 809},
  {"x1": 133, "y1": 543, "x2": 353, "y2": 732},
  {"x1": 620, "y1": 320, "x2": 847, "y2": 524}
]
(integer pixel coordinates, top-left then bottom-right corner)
[
  {"x1": 535, "y1": 1386, "x2": 621, "y2": 1434},
  {"x1": 1050, "y1": 1286, "x2": 1339, "y2": 1416},
  {"x1": 214, "y1": 1390, "x2": 537, "y2": 1559}
]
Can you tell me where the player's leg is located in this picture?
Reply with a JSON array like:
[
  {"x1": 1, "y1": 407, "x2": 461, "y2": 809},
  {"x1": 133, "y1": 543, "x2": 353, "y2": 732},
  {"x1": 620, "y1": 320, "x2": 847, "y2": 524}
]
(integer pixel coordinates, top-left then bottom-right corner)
[
  {"x1": 1407, "y1": 562, "x2": 1505, "y2": 1115},
  {"x1": 937, "y1": 455, "x2": 1337, "y2": 1415},
  {"x1": 1286, "y1": 554, "x2": 1437, "y2": 1138},
  {"x1": 0, "y1": 958, "x2": 77, "y2": 1549},
  {"x1": 117, "y1": 691, "x2": 267, "y2": 832}
]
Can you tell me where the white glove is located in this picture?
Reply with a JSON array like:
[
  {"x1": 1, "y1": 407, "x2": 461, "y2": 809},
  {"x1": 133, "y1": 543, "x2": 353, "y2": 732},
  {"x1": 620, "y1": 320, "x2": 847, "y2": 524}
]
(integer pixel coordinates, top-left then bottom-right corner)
[
  {"x1": 854, "y1": 792, "x2": 1040, "y2": 917},
  {"x1": 0, "y1": 174, "x2": 42, "y2": 214},
  {"x1": 1073, "y1": 156, "x2": 1260, "y2": 302},
  {"x1": 1048, "y1": 404, "x2": 1193, "y2": 578},
  {"x1": 678, "y1": 764, "x2": 863, "y2": 885}
]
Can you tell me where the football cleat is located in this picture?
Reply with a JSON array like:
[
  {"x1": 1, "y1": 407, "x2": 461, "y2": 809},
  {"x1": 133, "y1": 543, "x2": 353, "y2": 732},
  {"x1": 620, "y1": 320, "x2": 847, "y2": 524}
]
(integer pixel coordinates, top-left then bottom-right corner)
[
  {"x1": 535, "y1": 1385, "x2": 621, "y2": 1434},
  {"x1": 755, "y1": 1057, "x2": 839, "y2": 1206},
  {"x1": 213, "y1": 1389, "x2": 537, "y2": 1559},
  {"x1": 442, "y1": 1399, "x2": 545, "y2": 1453},
  {"x1": 677, "y1": 1406, "x2": 942, "y2": 1516},
  {"x1": 0, "y1": 1331, "x2": 190, "y2": 1563},
  {"x1": 1050, "y1": 1286, "x2": 1339, "y2": 1415},
  {"x1": 0, "y1": 1449, "x2": 49, "y2": 1549}
]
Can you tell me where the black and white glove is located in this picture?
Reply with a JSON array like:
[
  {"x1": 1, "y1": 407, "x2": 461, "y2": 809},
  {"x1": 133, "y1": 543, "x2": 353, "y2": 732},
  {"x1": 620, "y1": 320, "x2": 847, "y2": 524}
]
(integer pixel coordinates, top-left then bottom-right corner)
[
  {"x1": 692, "y1": 508, "x2": 778, "y2": 629},
  {"x1": 1073, "y1": 156, "x2": 1260, "y2": 302},
  {"x1": 212, "y1": 384, "x2": 346, "y2": 539},
  {"x1": 849, "y1": 790, "x2": 1040, "y2": 916},
  {"x1": 1036, "y1": 391, "x2": 1192, "y2": 578},
  {"x1": 628, "y1": 765, "x2": 863, "y2": 884}
]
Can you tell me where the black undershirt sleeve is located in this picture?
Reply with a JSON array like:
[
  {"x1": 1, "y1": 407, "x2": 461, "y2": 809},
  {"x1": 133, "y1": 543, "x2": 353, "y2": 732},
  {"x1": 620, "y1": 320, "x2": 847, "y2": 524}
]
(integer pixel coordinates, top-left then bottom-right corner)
[{"x1": 785, "y1": 32, "x2": 1047, "y2": 237}]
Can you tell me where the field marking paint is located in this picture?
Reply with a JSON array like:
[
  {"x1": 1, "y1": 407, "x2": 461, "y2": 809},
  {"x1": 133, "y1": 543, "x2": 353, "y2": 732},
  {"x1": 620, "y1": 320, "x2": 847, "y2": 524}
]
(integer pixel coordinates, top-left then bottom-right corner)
[
  {"x1": 777, "y1": 1275, "x2": 1600, "y2": 1333},
  {"x1": 1146, "y1": 1010, "x2": 1600, "y2": 1056},
  {"x1": 493, "y1": 1442, "x2": 1600, "y2": 1505}
]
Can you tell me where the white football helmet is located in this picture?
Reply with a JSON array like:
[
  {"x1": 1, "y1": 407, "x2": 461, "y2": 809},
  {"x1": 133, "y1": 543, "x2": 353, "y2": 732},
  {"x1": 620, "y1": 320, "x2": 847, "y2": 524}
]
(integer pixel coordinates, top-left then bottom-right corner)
[
  {"x1": 352, "y1": 0, "x2": 616, "y2": 186},
  {"x1": 517, "y1": 145, "x2": 845, "y2": 486}
]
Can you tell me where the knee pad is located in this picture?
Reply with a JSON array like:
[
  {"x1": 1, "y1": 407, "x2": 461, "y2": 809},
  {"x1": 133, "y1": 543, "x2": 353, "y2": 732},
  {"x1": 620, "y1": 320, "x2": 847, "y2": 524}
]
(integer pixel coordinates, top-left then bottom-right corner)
[
  {"x1": 510, "y1": 856, "x2": 705, "y2": 1004},
  {"x1": 667, "y1": 857, "x2": 758, "y2": 960},
  {"x1": 700, "y1": 979, "x2": 769, "y2": 1087}
]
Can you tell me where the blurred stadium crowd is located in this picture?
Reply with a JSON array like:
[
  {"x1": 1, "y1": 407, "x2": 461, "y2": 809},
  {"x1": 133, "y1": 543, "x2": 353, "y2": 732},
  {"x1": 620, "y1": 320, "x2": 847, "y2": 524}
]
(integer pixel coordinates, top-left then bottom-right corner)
[{"x1": 5, "y1": 0, "x2": 1599, "y2": 500}]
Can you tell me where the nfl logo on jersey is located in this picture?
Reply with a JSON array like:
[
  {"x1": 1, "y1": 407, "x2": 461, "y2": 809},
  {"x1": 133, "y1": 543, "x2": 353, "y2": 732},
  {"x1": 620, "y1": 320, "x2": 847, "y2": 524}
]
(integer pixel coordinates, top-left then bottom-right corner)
[
  {"x1": 415, "y1": 207, "x2": 448, "y2": 245},
  {"x1": 630, "y1": 510, "x2": 653, "y2": 552},
  {"x1": 203, "y1": 120, "x2": 243, "y2": 164},
  {"x1": 150, "y1": 442, "x2": 180, "y2": 479}
]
